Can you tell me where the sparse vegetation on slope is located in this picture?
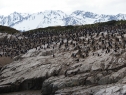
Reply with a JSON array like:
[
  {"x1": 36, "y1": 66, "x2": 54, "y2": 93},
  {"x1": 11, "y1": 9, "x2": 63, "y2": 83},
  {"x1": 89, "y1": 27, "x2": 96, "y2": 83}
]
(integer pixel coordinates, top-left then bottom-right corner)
[
  {"x1": 24, "y1": 20, "x2": 126, "y2": 34},
  {"x1": 0, "y1": 25, "x2": 20, "y2": 34}
]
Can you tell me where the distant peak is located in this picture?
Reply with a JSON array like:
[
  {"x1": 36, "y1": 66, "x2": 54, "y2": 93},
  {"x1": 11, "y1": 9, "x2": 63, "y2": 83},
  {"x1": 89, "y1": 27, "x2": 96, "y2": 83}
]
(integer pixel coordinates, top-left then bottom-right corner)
[
  {"x1": 9, "y1": 12, "x2": 20, "y2": 16},
  {"x1": 116, "y1": 13, "x2": 125, "y2": 16},
  {"x1": 44, "y1": 10, "x2": 64, "y2": 13},
  {"x1": 72, "y1": 10, "x2": 85, "y2": 14},
  {"x1": 13, "y1": 11, "x2": 20, "y2": 14}
]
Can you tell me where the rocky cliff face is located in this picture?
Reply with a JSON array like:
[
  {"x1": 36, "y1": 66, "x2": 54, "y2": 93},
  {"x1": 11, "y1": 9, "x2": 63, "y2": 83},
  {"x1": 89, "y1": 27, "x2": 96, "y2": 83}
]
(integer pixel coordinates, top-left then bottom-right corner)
[{"x1": 1, "y1": 24, "x2": 126, "y2": 95}]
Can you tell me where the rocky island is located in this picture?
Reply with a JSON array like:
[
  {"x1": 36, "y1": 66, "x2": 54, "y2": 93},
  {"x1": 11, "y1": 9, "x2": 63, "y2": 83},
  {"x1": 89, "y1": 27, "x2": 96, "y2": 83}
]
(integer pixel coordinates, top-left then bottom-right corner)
[{"x1": 0, "y1": 21, "x2": 126, "y2": 95}]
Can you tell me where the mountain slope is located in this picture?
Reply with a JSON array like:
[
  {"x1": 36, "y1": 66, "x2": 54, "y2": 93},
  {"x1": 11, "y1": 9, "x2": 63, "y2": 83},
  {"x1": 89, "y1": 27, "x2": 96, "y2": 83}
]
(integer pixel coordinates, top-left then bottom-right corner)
[
  {"x1": 0, "y1": 25, "x2": 19, "y2": 34},
  {"x1": 0, "y1": 10, "x2": 126, "y2": 31}
]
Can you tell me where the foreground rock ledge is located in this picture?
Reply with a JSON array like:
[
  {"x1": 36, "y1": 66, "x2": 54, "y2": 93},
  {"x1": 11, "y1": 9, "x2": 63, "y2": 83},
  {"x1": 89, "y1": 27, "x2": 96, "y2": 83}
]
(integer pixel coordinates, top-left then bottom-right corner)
[{"x1": 0, "y1": 47, "x2": 126, "y2": 95}]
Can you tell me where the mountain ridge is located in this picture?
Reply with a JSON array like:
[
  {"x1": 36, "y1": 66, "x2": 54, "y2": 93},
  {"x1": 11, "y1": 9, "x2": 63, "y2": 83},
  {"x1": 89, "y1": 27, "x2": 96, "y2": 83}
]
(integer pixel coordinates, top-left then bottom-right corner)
[{"x1": 0, "y1": 10, "x2": 126, "y2": 31}]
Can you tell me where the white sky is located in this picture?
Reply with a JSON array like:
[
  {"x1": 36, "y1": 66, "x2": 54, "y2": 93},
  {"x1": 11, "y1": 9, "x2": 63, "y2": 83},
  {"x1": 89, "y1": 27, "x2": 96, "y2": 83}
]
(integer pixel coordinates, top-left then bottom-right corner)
[{"x1": 0, "y1": 0, "x2": 126, "y2": 16}]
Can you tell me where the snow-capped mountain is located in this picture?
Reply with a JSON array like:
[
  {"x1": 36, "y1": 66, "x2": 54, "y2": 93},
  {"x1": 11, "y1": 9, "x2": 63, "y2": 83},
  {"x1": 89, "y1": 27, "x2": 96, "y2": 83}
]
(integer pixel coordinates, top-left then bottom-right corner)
[
  {"x1": 0, "y1": 12, "x2": 23, "y2": 26},
  {"x1": 11, "y1": 11, "x2": 67, "y2": 31},
  {"x1": 0, "y1": 12, "x2": 30, "y2": 29},
  {"x1": 0, "y1": 10, "x2": 126, "y2": 31}
]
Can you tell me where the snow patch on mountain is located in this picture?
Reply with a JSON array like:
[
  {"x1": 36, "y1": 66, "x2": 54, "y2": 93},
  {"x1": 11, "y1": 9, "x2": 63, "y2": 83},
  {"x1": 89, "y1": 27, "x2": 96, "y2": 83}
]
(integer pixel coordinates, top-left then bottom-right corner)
[{"x1": 0, "y1": 15, "x2": 4, "y2": 21}]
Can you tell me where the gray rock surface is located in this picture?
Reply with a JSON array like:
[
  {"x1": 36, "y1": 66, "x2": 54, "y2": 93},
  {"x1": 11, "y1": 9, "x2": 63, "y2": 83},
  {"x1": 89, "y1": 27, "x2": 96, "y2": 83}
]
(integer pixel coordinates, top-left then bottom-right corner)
[
  {"x1": 0, "y1": 46, "x2": 126, "y2": 95},
  {"x1": 1, "y1": 29, "x2": 126, "y2": 95}
]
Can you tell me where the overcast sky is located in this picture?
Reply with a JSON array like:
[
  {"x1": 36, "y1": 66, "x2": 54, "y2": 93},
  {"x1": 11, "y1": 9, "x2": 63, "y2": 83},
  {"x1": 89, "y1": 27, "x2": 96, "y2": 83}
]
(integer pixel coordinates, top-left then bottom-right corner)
[{"x1": 0, "y1": 0, "x2": 126, "y2": 16}]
